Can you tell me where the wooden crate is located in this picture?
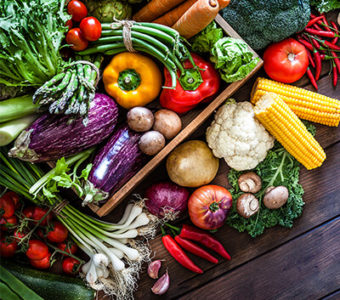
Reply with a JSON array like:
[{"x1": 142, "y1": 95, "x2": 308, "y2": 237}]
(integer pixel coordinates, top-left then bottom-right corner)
[{"x1": 89, "y1": 14, "x2": 263, "y2": 217}]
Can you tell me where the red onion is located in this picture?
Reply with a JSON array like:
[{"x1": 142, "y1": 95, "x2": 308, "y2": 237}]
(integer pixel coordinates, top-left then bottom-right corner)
[{"x1": 145, "y1": 182, "x2": 189, "y2": 220}]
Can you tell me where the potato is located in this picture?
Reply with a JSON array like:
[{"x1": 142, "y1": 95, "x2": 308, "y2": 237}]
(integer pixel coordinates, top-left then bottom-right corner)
[
  {"x1": 139, "y1": 131, "x2": 165, "y2": 156},
  {"x1": 166, "y1": 140, "x2": 219, "y2": 187},
  {"x1": 153, "y1": 109, "x2": 182, "y2": 139},
  {"x1": 127, "y1": 107, "x2": 154, "y2": 132}
]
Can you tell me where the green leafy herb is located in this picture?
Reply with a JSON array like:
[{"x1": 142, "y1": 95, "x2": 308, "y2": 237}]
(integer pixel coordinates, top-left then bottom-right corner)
[
  {"x1": 226, "y1": 123, "x2": 316, "y2": 237},
  {"x1": 210, "y1": 37, "x2": 259, "y2": 83},
  {"x1": 310, "y1": 0, "x2": 340, "y2": 13},
  {"x1": 0, "y1": 0, "x2": 70, "y2": 86},
  {"x1": 191, "y1": 22, "x2": 223, "y2": 54}
]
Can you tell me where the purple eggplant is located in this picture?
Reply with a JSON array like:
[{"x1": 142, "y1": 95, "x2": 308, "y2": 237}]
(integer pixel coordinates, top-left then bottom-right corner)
[
  {"x1": 9, "y1": 94, "x2": 118, "y2": 162},
  {"x1": 83, "y1": 125, "x2": 146, "y2": 204}
]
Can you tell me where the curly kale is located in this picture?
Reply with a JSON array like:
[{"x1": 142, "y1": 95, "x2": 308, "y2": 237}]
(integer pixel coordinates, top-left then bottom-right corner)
[
  {"x1": 226, "y1": 122, "x2": 315, "y2": 237},
  {"x1": 310, "y1": 0, "x2": 340, "y2": 13},
  {"x1": 221, "y1": 0, "x2": 311, "y2": 50}
]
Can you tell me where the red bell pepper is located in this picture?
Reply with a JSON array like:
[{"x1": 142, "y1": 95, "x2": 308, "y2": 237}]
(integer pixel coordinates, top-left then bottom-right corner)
[{"x1": 160, "y1": 53, "x2": 220, "y2": 114}]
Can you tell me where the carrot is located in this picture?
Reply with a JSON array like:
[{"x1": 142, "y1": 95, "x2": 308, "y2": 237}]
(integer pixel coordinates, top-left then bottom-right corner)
[
  {"x1": 172, "y1": 0, "x2": 219, "y2": 39},
  {"x1": 133, "y1": 0, "x2": 186, "y2": 22},
  {"x1": 218, "y1": 0, "x2": 230, "y2": 9},
  {"x1": 153, "y1": 0, "x2": 197, "y2": 27}
]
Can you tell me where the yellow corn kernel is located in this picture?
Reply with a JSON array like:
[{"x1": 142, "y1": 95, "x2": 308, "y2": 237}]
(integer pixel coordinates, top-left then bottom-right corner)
[
  {"x1": 251, "y1": 78, "x2": 340, "y2": 127},
  {"x1": 254, "y1": 92, "x2": 326, "y2": 170}
]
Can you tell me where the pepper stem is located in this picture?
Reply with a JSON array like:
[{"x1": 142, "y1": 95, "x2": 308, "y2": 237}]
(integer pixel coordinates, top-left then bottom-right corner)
[
  {"x1": 118, "y1": 69, "x2": 141, "y2": 91},
  {"x1": 178, "y1": 68, "x2": 203, "y2": 91},
  {"x1": 164, "y1": 223, "x2": 181, "y2": 234}
]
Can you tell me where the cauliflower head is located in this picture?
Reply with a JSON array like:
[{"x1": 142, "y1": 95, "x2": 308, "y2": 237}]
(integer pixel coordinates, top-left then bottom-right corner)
[{"x1": 206, "y1": 100, "x2": 274, "y2": 171}]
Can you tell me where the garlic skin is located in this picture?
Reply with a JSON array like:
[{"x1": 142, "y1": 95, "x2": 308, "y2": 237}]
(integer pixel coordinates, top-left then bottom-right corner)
[
  {"x1": 148, "y1": 260, "x2": 162, "y2": 279},
  {"x1": 151, "y1": 271, "x2": 170, "y2": 295}
]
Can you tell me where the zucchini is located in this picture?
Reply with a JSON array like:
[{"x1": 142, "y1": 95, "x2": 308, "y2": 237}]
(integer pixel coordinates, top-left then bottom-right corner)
[
  {"x1": 0, "y1": 265, "x2": 43, "y2": 300},
  {"x1": 2, "y1": 261, "x2": 95, "y2": 300}
]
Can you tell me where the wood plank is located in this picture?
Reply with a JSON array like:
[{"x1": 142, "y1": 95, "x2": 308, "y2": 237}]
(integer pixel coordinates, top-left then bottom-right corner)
[
  {"x1": 322, "y1": 289, "x2": 340, "y2": 300},
  {"x1": 134, "y1": 142, "x2": 340, "y2": 299},
  {"x1": 179, "y1": 217, "x2": 340, "y2": 300}
]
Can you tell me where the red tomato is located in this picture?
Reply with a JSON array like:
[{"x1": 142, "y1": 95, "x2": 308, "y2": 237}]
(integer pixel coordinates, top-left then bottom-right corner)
[
  {"x1": 80, "y1": 17, "x2": 102, "y2": 41},
  {"x1": 23, "y1": 206, "x2": 34, "y2": 219},
  {"x1": 62, "y1": 257, "x2": 80, "y2": 275},
  {"x1": 30, "y1": 252, "x2": 51, "y2": 269},
  {"x1": 0, "y1": 236, "x2": 17, "y2": 257},
  {"x1": 32, "y1": 207, "x2": 52, "y2": 226},
  {"x1": 0, "y1": 194, "x2": 15, "y2": 218},
  {"x1": 67, "y1": 0, "x2": 87, "y2": 22},
  {"x1": 66, "y1": 19, "x2": 73, "y2": 30},
  {"x1": 188, "y1": 185, "x2": 232, "y2": 230},
  {"x1": 47, "y1": 221, "x2": 68, "y2": 243},
  {"x1": 66, "y1": 28, "x2": 88, "y2": 51},
  {"x1": 263, "y1": 38, "x2": 309, "y2": 83},
  {"x1": 26, "y1": 240, "x2": 49, "y2": 260},
  {"x1": 1, "y1": 215, "x2": 17, "y2": 231},
  {"x1": 4, "y1": 191, "x2": 20, "y2": 209},
  {"x1": 58, "y1": 241, "x2": 78, "y2": 255}
]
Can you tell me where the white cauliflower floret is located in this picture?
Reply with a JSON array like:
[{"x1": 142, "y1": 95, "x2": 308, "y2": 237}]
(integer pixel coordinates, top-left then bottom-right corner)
[{"x1": 206, "y1": 100, "x2": 274, "y2": 171}]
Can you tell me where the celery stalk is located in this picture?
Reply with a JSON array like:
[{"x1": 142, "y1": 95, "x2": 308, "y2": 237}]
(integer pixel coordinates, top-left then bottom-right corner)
[
  {"x1": 0, "y1": 95, "x2": 39, "y2": 123},
  {"x1": 0, "y1": 115, "x2": 37, "y2": 146}
]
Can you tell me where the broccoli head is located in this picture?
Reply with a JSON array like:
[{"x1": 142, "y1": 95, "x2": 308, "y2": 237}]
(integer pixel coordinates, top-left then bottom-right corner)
[{"x1": 221, "y1": 0, "x2": 311, "y2": 50}]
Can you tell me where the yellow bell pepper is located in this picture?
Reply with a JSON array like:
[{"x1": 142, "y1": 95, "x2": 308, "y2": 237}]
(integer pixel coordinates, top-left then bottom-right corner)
[{"x1": 103, "y1": 52, "x2": 162, "y2": 109}]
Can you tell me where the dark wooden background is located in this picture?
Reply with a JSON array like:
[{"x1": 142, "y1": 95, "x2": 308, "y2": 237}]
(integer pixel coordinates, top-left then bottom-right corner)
[{"x1": 97, "y1": 11, "x2": 340, "y2": 300}]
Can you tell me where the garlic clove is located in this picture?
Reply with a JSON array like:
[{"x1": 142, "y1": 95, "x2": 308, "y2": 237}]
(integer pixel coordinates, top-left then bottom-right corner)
[
  {"x1": 148, "y1": 260, "x2": 162, "y2": 279},
  {"x1": 151, "y1": 271, "x2": 170, "y2": 295}
]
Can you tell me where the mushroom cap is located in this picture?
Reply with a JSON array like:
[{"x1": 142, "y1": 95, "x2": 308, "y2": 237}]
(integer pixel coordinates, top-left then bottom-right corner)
[
  {"x1": 263, "y1": 186, "x2": 289, "y2": 209},
  {"x1": 236, "y1": 193, "x2": 259, "y2": 218},
  {"x1": 238, "y1": 172, "x2": 262, "y2": 193}
]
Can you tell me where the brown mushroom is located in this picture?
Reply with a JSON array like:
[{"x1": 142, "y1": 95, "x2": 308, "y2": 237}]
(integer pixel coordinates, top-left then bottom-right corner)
[
  {"x1": 238, "y1": 172, "x2": 262, "y2": 193},
  {"x1": 263, "y1": 186, "x2": 289, "y2": 209},
  {"x1": 236, "y1": 193, "x2": 259, "y2": 218}
]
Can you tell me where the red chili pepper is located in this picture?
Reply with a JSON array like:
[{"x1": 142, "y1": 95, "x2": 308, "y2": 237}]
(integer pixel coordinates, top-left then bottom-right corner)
[
  {"x1": 306, "y1": 16, "x2": 324, "y2": 27},
  {"x1": 304, "y1": 27, "x2": 338, "y2": 38},
  {"x1": 179, "y1": 224, "x2": 231, "y2": 260},
  {"x1": 306, "y1": 67, "x2": 318, "y2": 90},
  {"x1": 160, "y1": 53, "x2": 220, "y2": 114},
  {"x1": 331, "y1": 22, "x2": 339, "y2": 44},
  {"x1": 311, "y1": 40, "x2": 322, "y2": 81},
  {"x1": 320, "y1": 53, "x2": 325, "y2": 60},
  {"x1": 306, "y1": 48, "x2": 315, "y2": 67},
  {"x1": 174, "y1": 235, "x2": 219, "y2": 264},
  {"x1": 161, "y1": 228, "x2": 203, "y2": 274},
  {"x1": 310, "y1": 13, "x2": 318, "y2": 19},
  {"x1": 331, "y1": 51, "x2": 340, "y2": 74},
  {"x1": 321, "y1": 16, "x2": 331, "y2": 32},
  {"x1": 313, "y1": 23, "x2": 323, "y2": 31},
  {"x1": 332, "y1": 61, "x2": 338, "y2": 88},
  {"x1": 311, "y1": 38, "x2": 321, "y2": 50},
  {"x1": 297, "y1": 38, "x2": 313, "y2": 51}
]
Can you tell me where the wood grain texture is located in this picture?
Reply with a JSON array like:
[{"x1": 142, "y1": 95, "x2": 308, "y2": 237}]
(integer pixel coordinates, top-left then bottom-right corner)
[
  {"x1": 94, "y1": 16, "x2": 264, "y2": 217},
  {"x1": 180, "y1": 217, "x2": 340, "y2": 300}
]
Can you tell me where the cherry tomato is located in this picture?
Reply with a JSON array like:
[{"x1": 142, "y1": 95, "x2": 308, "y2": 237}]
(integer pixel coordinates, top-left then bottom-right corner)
[
  {"x1": 67, "y1": 0, "x2": 87, "y2": 22},
  {"x1": 1, "y1": 215, "x2": 17, "y2": 231},
  {"x1": 80, "y1": 17, "x2": 102, "y2": 41},
  {"x1": 188, "y1": 185, "x2": 233, "y2": 230},
  {"x1": 62, "y1": 257, "x2": 80, "y2": 275},
  {"x1": 30, "y1": 252, "x2": 51, "y2": 269},
  {"x1": 26, "y1": 240, "x2": 49, "y2": 260},
  {"x1": 58, "y1": 241, "x2": 78, "y2": 255},
  {"x1": 0, "y1": 236, "x2": 17, "y2": 257},
  {"x1": 66, "y1": 28, "x2": 88, "y2": 51},
  {"x1": 263, "y1": 38, "x2": 309, "y2": 83},
  {"x1": 4, "y1": 191, "x2": 20, "y2": 209},
  {"x1": 32, "y1": 207, "x2": 52, "y2": 226},
  {"x1": 0, "y1": 193, "x2": 15, "y2": 218},
  {"x1": 13, "y1": 229, "x2": 27, "y2": 241},
  {"x1": 47, "y1": 221, "x2": 68, "y2": 243},
  {"x1": 66, "y1": 19, "x2": 73, "y2": 30},
  {"x1": 23, "y1": 206, "x2": 34, "y2": 219}
]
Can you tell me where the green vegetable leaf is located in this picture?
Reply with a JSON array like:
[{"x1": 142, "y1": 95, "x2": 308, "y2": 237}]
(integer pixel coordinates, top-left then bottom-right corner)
[
  {"x1": 210, "y1": 37, "x2": 259, "y2": 83},
  {"x1": 226, "y1": 123, "x2": 315, "y2": 237},
  {"x1": 191, "y1": 22, "x2": 224, "y2": 54},
  {"x1": 310, "y1": 0, "x2": 340, "y2": 13}
]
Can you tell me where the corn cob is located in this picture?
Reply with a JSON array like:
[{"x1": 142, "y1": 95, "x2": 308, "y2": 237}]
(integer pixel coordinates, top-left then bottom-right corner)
[
  {"x1": 251, "y1": 77, "x2": 340, "y2": 127},
  {"x1": 254, "y1": 92, "x2": 326, "y2": 170}
]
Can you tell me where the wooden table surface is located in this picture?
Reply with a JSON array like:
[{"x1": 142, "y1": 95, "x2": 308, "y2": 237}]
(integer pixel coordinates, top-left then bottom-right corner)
[{"x1": 98, "y1": 14, "x2": 340, "y2": 300}]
